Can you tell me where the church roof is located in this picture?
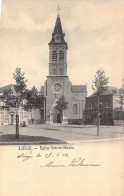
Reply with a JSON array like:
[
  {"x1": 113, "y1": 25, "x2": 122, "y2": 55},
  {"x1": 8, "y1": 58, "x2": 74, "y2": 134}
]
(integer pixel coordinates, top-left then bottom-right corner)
[
  {"x1": 71, "y1": 85, "x2": 87, "y2": 93},
  {"x1": 53, "y1": 15, "x2": 63, "y2": 36},
  {"x1": 49, "y1": 14, "x2": 67, "y2": 46},
  {"x1": 0, "y1": 84, "x2": 13, "y2": 92}
]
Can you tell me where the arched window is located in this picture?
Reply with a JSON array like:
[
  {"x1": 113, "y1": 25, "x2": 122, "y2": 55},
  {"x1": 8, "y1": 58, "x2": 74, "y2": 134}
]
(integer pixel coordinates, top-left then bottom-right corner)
[
  {"x1": 60, "y1": 68, "x2": 63, "y2": 75},
  {"x1": 105, "y1": 100, "x2": 109, "y2": 108},
  {"x1": 52, "y1": 51, "x2": 57, "y2": 61},
  {"x1": 53, "y1": 69, "x2": 56, "y2": 75},
  {"x1": 59, "y1": 50, "x2": 64, "y2": 61},
  {"x1": 89, "y1": 103, "x2": 93, "y2": 109},
  {"x1": 73, "y1": 104, "x2": 77, "y2": 114}
]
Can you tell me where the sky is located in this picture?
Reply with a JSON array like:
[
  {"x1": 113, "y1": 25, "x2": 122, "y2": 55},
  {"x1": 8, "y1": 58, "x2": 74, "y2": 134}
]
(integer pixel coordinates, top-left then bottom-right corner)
[
  {"x1": 0, "y1": 0, "x2": 2, "y2": 15},
  {"x1": 0, "y1": 0, "x2": 124, "y2": 95}
]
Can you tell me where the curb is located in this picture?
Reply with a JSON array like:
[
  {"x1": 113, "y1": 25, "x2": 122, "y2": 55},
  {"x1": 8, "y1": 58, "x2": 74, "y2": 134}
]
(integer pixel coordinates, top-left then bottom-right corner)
[
  {"x1": 67, "y1": 137, "x2": 124, "y2": 144},
  {"x1": 0, "y1": 137, "x2": 124, "y2": 145}
]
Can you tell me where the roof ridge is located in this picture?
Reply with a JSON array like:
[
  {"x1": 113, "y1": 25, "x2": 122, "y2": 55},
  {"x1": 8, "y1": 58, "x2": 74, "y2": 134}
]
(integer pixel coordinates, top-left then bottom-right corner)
[{"x1": 0, "y1": 84, "x2": 13, "y2": 89}]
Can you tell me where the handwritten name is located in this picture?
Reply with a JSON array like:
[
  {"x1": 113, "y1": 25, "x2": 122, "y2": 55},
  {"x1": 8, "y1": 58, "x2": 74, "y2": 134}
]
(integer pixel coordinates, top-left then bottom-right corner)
[
  {"x1": 69, "y1": 158, "x2": 101, "y2": 167},
  {"x1": 41, "y1": 158, "x2": 101, "y2": 168}
]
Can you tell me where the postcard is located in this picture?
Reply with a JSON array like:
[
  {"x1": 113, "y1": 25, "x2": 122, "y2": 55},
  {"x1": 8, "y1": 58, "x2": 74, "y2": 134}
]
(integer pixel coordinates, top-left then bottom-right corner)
[{"x1": 0, "y1": 0, "x2": 124, "y2": 195}]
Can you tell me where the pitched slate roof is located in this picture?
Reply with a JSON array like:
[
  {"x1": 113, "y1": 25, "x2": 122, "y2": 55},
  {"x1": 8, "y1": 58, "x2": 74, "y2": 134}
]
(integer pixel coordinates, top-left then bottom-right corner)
[
  {"x1": 71, "y1": 85, "x2": 87, "y2": 93},
  {"x1": 0, "y1": 84, "x2": 13, "y2": 92},
  {"x1": 88, "y1": 86, "x2": 118, "y2": 97},
  {"x1": 49, "y1": 15, "x2": 67, "y2": 46},
  {"x1": 53, "y1": 15, "x2": 63, "y2": 36}
]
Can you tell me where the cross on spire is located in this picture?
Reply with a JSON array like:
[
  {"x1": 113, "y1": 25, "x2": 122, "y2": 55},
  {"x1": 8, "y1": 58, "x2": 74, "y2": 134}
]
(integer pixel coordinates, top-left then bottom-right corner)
[{"x1": 57, "y1": 4, "x2": 60, "y2": 16}]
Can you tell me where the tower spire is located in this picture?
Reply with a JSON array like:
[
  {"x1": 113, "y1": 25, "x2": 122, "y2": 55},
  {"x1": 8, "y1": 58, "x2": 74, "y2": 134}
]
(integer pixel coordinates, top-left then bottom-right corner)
[
  {"x1": 49, "y1": 6, "x2": 68, "y2": 48},
  {"x1": 57, "y1": 4, "x2": 60, "y2": 16}
]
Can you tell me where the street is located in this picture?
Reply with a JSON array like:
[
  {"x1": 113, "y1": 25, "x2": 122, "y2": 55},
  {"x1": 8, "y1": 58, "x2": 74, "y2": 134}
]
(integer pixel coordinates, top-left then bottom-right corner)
[{"x1": 0, "y1": 124, "x2": 124, "y2": 144}]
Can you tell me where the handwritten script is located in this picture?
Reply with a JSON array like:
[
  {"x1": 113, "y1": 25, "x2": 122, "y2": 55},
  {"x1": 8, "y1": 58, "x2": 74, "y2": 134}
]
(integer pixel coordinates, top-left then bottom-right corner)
[{"x1": 17, "y1": 145, "x2": 101, "y2": 168}]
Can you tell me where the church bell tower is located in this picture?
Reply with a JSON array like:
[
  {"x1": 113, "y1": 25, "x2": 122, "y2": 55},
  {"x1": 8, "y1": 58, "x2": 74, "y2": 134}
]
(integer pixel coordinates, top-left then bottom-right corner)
[
  {"x1": 48, "y1": 12, "x2": 68, "y2": 76},
  {"x1": 44, "y1": 10, "x2": 72, "y2": 123}
]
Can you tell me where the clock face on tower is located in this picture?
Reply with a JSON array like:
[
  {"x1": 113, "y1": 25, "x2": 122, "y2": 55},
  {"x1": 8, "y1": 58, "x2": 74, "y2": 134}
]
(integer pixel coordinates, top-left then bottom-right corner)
[
  {"x1": 52, "y1": 83, "x2": 62, "y2": 94},
  {"x1": 54, "y1": 34, "x2": 61, "y2": 42}
]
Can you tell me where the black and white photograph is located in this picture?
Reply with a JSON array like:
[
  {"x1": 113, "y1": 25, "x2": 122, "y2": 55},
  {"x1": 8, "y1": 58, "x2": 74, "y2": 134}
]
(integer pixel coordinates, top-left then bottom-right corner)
[
  {"x1": 0, "y1": 0, "x2": 124, "y2": 145},
  {"x1": 0, "y1": 0, "x2": 124, "y2": 195}
]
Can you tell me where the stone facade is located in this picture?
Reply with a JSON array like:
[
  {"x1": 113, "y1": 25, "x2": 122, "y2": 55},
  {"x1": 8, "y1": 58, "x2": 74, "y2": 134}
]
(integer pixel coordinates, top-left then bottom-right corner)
[
  {"x1": 0, "y1": 108, "x2": 31, "y2": 125},
  {"x1": 41, "y1": 14, "x2": 87, "y2": 124}
]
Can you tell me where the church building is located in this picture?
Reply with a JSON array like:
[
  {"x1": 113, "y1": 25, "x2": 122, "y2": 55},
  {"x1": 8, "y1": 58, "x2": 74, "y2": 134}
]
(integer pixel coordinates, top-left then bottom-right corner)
[{"x1": 41, "y1": 12, "x2": 87, "y2": 124}]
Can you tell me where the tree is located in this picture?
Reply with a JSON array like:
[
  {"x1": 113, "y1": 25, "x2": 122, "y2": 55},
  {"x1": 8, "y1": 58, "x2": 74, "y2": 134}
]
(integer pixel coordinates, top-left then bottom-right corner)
[
  {"x1": 13, "y1": 67, "x2": 27, "y2": 98},
  {"x1": 1, "y1": 68, "x2": 27, "y2": 110},
  {"x1": 13, "y1": 67, "x2": 27, "y2": 138},
  {"x1": 24, "y1": 86, "x2": 45, "y2": 123},
  {"x1": 1, "y1": 68, "x2": 27, "y2": 139},
  {"x1": 92, "y1": 69, "x2": 109, "y2": 136},
  {"x1": 0, "y1": 89, "x2": 16, "y2": 110},
  {"x1": 55, "y1": 95, "x2": 68, "y2": 123},
  {"x1": 24, "y1": 86, "x2": 38, "y2": 111}
]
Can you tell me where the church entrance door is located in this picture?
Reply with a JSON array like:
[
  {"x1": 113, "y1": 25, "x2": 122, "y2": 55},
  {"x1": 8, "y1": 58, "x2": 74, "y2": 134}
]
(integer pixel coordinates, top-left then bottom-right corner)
[
  {"x1": 57, "y1": 114, "x2": 61, "y2": 123},
  {"x1": 53, "y1": 109, "x2": 61, "y2": 123}
]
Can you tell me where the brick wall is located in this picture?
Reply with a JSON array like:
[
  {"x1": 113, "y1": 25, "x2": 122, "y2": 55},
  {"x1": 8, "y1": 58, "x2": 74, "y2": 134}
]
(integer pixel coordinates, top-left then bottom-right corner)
[{"x1": 85, "y1": 94, "x2": 114, "y2": 125}]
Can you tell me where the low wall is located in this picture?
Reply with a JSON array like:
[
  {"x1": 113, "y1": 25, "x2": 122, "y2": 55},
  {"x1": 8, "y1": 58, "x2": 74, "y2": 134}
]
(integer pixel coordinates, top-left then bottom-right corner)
[
  {"x1": 0, "y1": 120, "x2": 9, "y2": 125},
  {"x1": 28, "y1": 119, "x2": 45, "y2": 125}
]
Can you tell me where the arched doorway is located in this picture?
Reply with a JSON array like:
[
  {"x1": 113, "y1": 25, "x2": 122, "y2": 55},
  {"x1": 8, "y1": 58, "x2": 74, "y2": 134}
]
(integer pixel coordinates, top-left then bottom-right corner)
[{"x1": 53, "y1": 108, "x2": 61, "y2": 123}]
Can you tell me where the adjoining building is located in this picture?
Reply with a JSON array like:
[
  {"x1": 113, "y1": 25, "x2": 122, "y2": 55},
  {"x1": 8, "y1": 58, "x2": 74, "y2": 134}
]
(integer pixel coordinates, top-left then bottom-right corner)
[
  {"x1": 85, "y1": 86, "x2": 124, "y2": 125},
  {"x1": 0, "y1": 84, "x2": 31, "y2": 125},
  {"x1": 41, "y1": 12, "x2": 87, "y2": 124}
]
